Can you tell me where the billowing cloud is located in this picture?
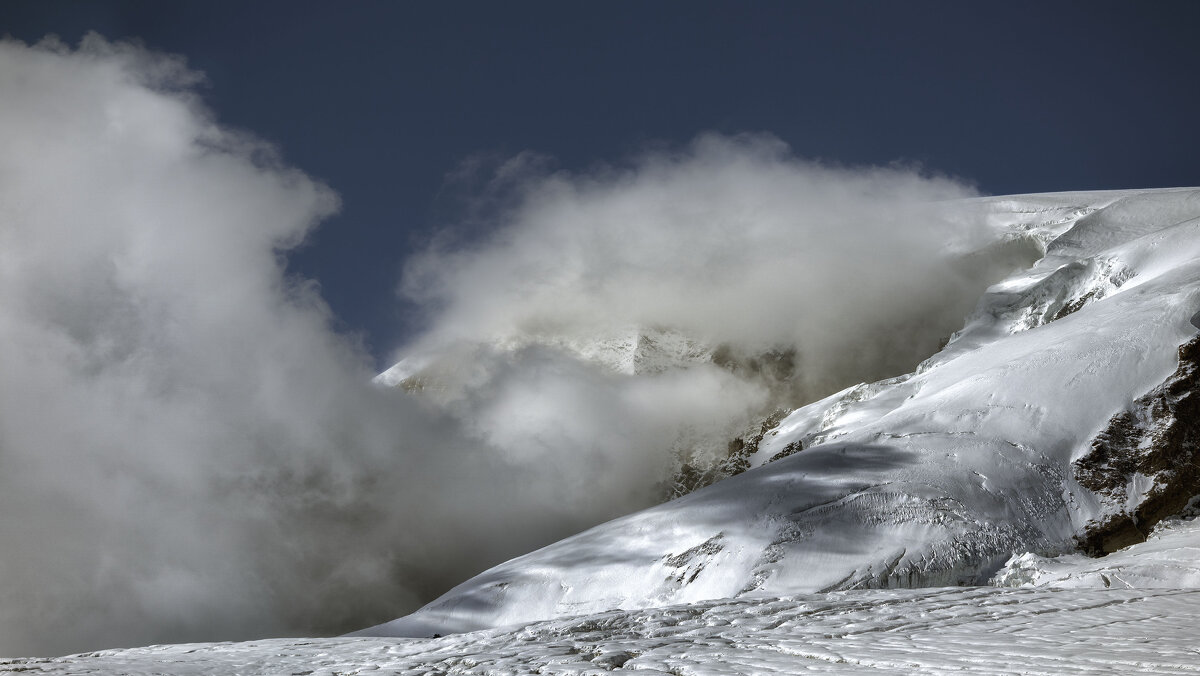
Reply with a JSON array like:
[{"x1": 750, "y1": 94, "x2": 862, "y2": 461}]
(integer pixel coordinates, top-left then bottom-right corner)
[
  {"x1": 400, "y1": 134, "x2": 1004, "y2": 405},
  {"x1": 0, "y1": 34, "x2": 562, "y2": 656},
  {"x1": 0, "y1": 35, "x2": 1029, "y2": 657}
]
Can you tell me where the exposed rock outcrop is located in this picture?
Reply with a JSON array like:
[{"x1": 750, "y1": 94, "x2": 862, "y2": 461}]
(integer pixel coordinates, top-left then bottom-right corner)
[
  {"x1": 1075, "y1": 335, "x2": 1200, "y2": 555},
  {"x1": 667, "y1": 410, "x2": 788, "y2": 498}
]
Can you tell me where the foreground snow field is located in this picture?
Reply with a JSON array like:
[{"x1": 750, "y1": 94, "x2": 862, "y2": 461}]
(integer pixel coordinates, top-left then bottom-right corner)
[
  {"x1": 7, "y1": 584, "x2": 1200, "y2": 674},
  {"x1": 9, "y1": 187, "x2": 1200, "y2": 673}
]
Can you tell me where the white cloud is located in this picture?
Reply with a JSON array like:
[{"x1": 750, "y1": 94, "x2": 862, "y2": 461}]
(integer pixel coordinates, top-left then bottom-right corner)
[
  {"x1": 0, "y1": 34, "x2": 482, "y2": 655},
  {"x1": 401, "y1": 133, "x2": 998, "y2": 403},
  {"x1": 0, "y1": 35, "x2": 1030, "y2": 657}
]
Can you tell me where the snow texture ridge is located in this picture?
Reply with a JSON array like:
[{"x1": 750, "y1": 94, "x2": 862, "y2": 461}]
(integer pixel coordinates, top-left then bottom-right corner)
[{"x1": 10, "y1": 587, "x2": 1200, "y2": 674}]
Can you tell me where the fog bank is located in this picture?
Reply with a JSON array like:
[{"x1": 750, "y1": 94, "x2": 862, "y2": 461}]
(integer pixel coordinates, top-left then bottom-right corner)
[
  {"x1": 0, "y1": 36, "x2": 1023, "y2": 656},
  {"x1": 400, "y1": 134, "x2": 997, "y2": 403}
]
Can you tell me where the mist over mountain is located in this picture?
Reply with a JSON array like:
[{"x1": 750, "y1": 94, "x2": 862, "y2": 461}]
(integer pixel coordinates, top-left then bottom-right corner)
[
  {"x1": 0, "y1": 36, "x2": 1032, "y2": 656},
  {"x1": 363, "y1": 186, "x2": 1200, "y2": 643},
  {"x1": 13, "y1": 179, "x2": 1200, "y2": 674}
]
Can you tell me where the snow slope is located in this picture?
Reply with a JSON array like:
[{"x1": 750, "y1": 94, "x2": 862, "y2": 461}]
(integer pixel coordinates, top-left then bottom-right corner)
[
  {"x1": 361, "y1": 187, "x2": 1200, "y2": 638},
  {"x1": 12, "y1": 521, "x2": 1200, "y2": 673},
  {"x1": 993, "y1": 506, "x2": 1200, "y2": 589}
]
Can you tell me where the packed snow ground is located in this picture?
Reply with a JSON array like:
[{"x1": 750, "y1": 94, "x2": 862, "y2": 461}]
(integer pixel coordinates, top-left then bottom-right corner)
[{"x1": 8, "y1": 585, "x2": 1200, "y2": 674}]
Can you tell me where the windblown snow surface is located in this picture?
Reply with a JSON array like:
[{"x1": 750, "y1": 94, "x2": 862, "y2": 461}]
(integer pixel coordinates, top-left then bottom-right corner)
[{"x1": 9, "y1": 187, "x2": 1200, "y2": 674}]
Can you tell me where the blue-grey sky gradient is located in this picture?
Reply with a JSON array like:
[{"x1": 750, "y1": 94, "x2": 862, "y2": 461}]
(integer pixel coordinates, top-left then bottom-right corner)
[{"x1": 4, "y1": 0, "x2": 1198, "y2": 365}]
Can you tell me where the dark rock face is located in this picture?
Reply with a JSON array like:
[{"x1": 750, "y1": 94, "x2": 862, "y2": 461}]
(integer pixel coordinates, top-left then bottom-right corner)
[
  {"x1": 667, "y1": 410, "x2": 788, "y2": 499},
  {"x1": 1074, "y1": 335, "x2": 1200, "y2": 555}
]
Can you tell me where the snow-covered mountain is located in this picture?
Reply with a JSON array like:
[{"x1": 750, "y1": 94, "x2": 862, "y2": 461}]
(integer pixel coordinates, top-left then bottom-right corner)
[
  {"x1": 10, "y1": 187, "x2": 1200, "y2": 673},
  {"x1": 357, "y1": 187, "x2": 1200, "y2": 638},
  {"x1": 377, "y1": 325, "x2": 716, "y2": 386}
]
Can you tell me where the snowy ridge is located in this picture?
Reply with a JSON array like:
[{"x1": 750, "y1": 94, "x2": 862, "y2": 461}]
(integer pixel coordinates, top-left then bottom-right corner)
[{"x1": 362, "y1": 187, "x2": 1200, "y2": 639}]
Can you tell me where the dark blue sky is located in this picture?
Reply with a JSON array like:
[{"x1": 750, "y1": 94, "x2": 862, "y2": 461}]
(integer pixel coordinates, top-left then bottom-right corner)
[{"x1": 5, "y1": 1, "x2": 1199, "y2": 366}]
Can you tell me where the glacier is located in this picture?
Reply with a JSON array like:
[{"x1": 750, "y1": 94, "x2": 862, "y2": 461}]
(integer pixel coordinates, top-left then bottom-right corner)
[{"x1": 8, "y1": 187, "x2": 1200, "y2": 674}]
